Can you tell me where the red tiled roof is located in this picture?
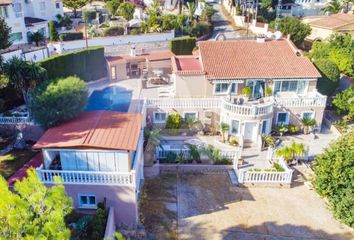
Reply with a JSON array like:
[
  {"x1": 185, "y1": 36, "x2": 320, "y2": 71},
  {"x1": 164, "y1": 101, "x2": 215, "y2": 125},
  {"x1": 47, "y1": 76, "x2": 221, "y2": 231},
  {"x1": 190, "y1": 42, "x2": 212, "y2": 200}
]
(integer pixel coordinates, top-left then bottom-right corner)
[
  {"x1": 0, "y1": 0, "x2": 12, "y2": 5},
  {"x1": 198, "y1": 39, "x2": 321, "y2": 79},
  {"x1": 7, "y1": 153, "x2": 43, "y2": 186},
  {"x1": 33, "y1": 111, "x2": 142, "y2": 151},
  {"x1": 106, "y1": 50, "x2": 174, "y2": 65},
  {"x1": 310, "y1": 14, "x2": 354, "y2": 29},
  {"x1": 171, "y1": 56, "x2": 204, "y2": 75}
]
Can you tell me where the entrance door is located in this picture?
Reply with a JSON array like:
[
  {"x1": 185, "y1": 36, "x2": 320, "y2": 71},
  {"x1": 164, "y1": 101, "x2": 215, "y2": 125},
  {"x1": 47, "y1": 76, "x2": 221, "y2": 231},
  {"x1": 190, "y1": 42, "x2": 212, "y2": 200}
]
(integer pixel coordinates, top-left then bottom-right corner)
[{"x1": 244, "y1": 122, "x2": 258, "y2": 141}]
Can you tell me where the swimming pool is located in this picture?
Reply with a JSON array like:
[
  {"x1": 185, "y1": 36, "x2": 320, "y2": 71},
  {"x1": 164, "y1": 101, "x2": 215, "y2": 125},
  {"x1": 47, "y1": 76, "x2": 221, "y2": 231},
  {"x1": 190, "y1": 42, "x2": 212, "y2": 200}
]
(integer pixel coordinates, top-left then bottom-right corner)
[{"x1": 86, "y1": 86, "x2": 132, "y2": 112}]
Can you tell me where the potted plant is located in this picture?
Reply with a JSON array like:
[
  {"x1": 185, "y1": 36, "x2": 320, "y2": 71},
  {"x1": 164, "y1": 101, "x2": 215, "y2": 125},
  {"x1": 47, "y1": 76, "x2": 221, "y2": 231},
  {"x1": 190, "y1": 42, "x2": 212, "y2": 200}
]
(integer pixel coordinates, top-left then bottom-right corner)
[
  {"x1": 275, "y1": 142, "x2": 306, "y2": 164},
  {"x1": 219, "y1": 122, "x2": 230, "y2": 143},
  {"x1": 241, "y1": 86, "x2": 252, "y2": 98},
  {"x1": 301, "y1": 117, "x2": 316, "y2": 135},
  {"x1": 265, "y1": 86, "x2": 273, "y2": 97}
]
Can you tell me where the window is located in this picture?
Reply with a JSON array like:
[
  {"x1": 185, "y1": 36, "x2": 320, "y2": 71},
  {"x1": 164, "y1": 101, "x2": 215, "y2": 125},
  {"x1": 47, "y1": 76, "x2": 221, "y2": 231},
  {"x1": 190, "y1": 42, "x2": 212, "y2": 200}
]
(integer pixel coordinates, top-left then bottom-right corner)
[
  {"x1": 0, "y1": 6, "x2": 9, "y2": 18},
  {"x1": 79, "y1": 194, "x2": 97, "y2": 208},
  {"x1": 153, "y1": 112, "x2": 167, "y2": 123},
  {"x1": 302, "y1": 111, "x2": 314, "y2": 119},
  {"x1": 277, "y1": 112, "x2": 289, "y2": 125},
  {"x1": 56, "y1": 2, "x2": 60, "y2": 8},
  {"x1": 39, "y1": 1, "x2": 46, "y2": 11},
  {"x1": 273, "y1": 80, "x2": 309, "y2": 94},
  {"x1": 231, "y1": 120, "x2": 240, "y2": 134},
  {"x1": 214, "y1": 83, "x2": 237, "y2": 94},
  {"x1": 12, "y1": 3, "x2": 22, "y2": 17},
  {"x1": 184, "y1": 112, "x2": 197, "y2": 120},
  {"x1": 9, "y1": 32, "x2": 23, "y2": 42},
  {"x1": 261, "y1": 120, "x2": 268, "y2": 134}
]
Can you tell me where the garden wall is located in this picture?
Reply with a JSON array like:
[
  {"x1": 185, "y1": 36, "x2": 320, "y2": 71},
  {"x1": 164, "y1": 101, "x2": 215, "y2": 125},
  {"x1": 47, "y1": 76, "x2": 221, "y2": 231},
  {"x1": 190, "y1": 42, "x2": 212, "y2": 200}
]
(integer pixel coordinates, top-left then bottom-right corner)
[
  {"x1": 39, "y1": 46, "x2": 106, "y2": 81},
  {"x1": 1, "y1": 47, "x2": 49, "y2": 62},
  {"x1": 159, "y1": 164, "x2": 233, "y2": 173},
  {"x1": 47, "y1": 31, "x2": 175, "y2": 54},
  {"x1": 104, "y1": 207, "x2": 116, "y2": 240}
]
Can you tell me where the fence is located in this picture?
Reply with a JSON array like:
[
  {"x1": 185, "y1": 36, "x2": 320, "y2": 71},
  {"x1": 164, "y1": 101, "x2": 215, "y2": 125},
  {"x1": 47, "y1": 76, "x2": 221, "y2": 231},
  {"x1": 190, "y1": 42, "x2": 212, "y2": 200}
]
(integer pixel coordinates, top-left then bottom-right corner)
[
  {"x1": 1, "y1": 47, "x2": 49, "y2": 62},
  {"x1": 0, "y1": 117, "x2": 33, "y2": 125}
]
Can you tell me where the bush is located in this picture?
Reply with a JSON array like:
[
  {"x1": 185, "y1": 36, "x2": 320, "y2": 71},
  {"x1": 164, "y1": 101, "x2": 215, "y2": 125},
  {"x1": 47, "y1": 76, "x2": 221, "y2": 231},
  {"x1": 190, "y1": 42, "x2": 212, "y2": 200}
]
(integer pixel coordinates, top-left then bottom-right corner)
[
  {"x1": 165, "y1": 114, "x2": 182, "y2": 129},
  {"x1": 273, "y1": 163, "x2": 285, "y2": 172},
  {"x1": 314, "y1": 59, "x2": 340, "y2": 96},
  {"x1": 313, "y1": 132, "x2": 354, "y2": 227},
  {"x1": 104, "y1": 26, "x2": 124, "y2": 36},
  {"x1": 91, "y1": 208, "x2": 108, "y2": 240},
  {"x1": 333, "y1": 85, "x2": 354, "y2": 119},
  {"x1": 129, "y1": 28, "x2": 140, "y2": 35},
  {"x1": 58, "y1": 32, "x2": 84, "y2": 41},
  {"x1": 39, "y1": 46, "x2": 106, "y2": 81},
  {"x1": 118, "y1": 2, "x2": 136, "y2": 21},
  {"x1": 229, "y1": 137, "x2": 239, "y2": 146},
  {"x1": 30, "y1": 76, "x2": 88, "y2": 128},
  {"x1": 170, "y1": 37, "x2": 196, "y2": 55},
  {"x1": 49, "y1": 20, "x2": 58, "y2": 41},
  {"x1": 83, "y1": 10, "x2": 97, "y2": 21},
  {"x1": 214, "y1": 158, "x2": 233, "y2": 165},
  {"x1": 191, "y1": 22, "x2": 211, "y2": 38},
  {"x1": 241, "y1": 86, "x2": 252, "y2": 97},
  {"x1": 288, "y1": 124, "x2": 300, "y2": 134}
]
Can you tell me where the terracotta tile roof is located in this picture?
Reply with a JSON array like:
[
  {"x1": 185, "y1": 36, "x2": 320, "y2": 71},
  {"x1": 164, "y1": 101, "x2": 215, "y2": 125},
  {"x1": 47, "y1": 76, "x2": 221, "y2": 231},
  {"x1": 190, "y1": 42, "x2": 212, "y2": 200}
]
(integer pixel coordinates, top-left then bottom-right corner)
[
  {"x1": 33, "y1": 111, "x2": 142, "y2": 151},
  {"x1": 310, "y1": 14, "x2": 354, "y2": 29},
  {"x1": 106, "y1": 50, "x2": 174, "y2": 65},
  {"x1": 198, "y1": 39, "x2": 321, "y2": 79},
  {"x1": 0, "y1": 0, "x2": 11, "y2": 5},
  {"x1": 171, "y1": 56, "x2": 204, "y2": 75}
]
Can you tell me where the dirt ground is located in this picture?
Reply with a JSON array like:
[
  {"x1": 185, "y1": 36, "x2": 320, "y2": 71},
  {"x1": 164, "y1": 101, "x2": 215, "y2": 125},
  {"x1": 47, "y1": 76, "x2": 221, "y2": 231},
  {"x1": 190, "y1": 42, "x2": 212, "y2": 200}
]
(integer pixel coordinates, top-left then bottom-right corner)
[{"x1": 141, "y1": 172, "x2": 354, "y2": 240}]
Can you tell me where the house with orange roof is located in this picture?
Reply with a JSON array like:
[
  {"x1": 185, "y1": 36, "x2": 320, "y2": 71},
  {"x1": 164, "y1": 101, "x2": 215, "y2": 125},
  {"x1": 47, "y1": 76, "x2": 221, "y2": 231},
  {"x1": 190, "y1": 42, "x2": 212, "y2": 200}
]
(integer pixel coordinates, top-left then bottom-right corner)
[
  {"x1": 146, "y1": 38, "x2": 327, "y2": 147},
  {"x1": 33, "y1": 111, "x2": 144, "y2": 225}
]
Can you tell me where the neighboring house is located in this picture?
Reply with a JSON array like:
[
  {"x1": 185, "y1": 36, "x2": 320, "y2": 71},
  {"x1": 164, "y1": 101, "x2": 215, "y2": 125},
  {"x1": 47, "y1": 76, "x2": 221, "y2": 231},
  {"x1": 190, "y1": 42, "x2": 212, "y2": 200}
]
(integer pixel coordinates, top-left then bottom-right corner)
[
  {"x1": 0, "y1": 0, "x2": 63, "y2": 45},
  {"x1": 33, "y1": 111, "x2": 144, "y2": 225},
  {"x1": 106, "y1": 50, "x2": 174, "y2": 81},
  {"x1": 304, "y1": 13, "x2": 354, "y2": 42},
  {"x1": 291, "y1": 0, "x2": 328, "y2": 17},
  {"x1": 146, "y1": 38, "x2": 327, "y2": 147}
]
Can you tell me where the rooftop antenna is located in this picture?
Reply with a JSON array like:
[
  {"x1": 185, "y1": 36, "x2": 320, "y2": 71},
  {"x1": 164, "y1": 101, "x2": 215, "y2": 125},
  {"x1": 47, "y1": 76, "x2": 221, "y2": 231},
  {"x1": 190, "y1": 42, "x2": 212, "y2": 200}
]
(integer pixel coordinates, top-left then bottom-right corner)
[{"x1": 275, "y1": 0, "x2": 282, "y2": 31}]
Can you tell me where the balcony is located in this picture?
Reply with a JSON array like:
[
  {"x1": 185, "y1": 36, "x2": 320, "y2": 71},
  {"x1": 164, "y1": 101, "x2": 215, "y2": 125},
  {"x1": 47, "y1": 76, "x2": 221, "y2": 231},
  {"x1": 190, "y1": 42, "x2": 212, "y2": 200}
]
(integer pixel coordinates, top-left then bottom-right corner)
[
  {"x1": 274, "y1": 91, "x2": 327, "y2": 107},
  {"x1": 220, "y1": 98, "x2": 274, "y2": 117}
]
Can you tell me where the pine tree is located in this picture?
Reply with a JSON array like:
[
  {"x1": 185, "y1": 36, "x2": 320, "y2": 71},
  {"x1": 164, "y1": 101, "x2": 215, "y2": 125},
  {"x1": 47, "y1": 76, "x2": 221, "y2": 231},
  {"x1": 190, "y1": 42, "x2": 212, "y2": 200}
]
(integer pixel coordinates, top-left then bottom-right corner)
[
  {"x1": 0, "y1": 17, "x2": 11, "y2": 50},
  {"x1": 49, "y1": 20, "x2": 58, "y2": 41}
]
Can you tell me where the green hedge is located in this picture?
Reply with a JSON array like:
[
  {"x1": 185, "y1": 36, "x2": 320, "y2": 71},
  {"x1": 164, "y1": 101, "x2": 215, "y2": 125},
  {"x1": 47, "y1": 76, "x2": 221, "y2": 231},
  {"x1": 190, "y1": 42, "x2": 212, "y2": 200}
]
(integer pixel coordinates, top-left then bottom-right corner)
[
  {"x1": 170, "y1": 37, "x2": 196, "y2": 55},
  {"x1": 103, "y1": 26, "x2": 124, "y2": 36},
  {"x1": 39, "y1": 46, "x2": 106, "y2": 82},
  {"x1": 58, "y1": 32, "x2": 84, "y2": 41}
]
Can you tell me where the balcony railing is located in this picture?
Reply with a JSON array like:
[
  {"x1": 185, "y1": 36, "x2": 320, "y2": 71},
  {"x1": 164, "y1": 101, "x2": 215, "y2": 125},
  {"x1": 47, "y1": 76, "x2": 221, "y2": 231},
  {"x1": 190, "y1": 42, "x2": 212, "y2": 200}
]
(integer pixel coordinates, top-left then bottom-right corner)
[
  {"x1": 221, "y1": 99, "x2": 273, "y2": 117},
  {"x1": 0, "y1": 116, "x2": 33, "y2": 125},
  {"x1": 274, "y1": 92, "x2": 327, "y2": 107}
]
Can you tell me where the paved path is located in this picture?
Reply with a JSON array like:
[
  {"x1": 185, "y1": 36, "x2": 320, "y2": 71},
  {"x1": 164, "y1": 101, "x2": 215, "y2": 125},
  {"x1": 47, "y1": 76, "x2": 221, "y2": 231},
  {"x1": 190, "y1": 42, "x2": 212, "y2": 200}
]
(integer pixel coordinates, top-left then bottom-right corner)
[{"x1": 177, "y1": 173, "x2": 354, "y2": 240}]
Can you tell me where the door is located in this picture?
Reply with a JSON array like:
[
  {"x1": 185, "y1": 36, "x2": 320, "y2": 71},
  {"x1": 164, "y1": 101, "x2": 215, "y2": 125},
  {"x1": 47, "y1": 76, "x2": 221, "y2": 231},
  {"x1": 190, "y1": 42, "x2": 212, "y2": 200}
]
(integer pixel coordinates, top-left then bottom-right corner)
[{"x1": 244, "y1": 122, "x2": 258, "y2": 141}]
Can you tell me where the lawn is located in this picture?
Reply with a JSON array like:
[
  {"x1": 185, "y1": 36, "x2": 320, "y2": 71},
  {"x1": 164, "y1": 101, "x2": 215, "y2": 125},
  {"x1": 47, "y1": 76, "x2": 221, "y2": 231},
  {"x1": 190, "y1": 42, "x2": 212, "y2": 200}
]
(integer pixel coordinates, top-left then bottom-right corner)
[{"x1": 0, "y1": 149, "x2": 37, "y2": 179}]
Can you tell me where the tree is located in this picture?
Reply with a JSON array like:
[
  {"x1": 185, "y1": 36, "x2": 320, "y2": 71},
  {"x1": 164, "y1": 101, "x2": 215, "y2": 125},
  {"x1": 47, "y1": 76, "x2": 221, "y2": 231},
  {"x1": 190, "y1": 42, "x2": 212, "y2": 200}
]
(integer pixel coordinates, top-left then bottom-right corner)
[
  {"x1": 275, "y1": 142, "x2": 306, "y2": 163},
  {"x1": 332, "y1": 85, "x2": 354, "y2": 119},
  {"x1": 312, "y1": 132, "x2": 354, "y2": 227},
  {"x1": 314, "y1": 59, "x2": 340, "y2": 96},
  {"x1": 186, "y1": 2, "x2": 196, "y2": 22},
  {"x1": 2, "y1": 57, "x2": 47, "y2": 106},
  {"x1": 105, "y1": 0, "x2": 121, "y2": 16},
  {"x1": 321, "y1": 0, "x2": 342, "y2": 14},
  {"x1": 118, "y1": 2, "x2": 136, "y2": 21},
  {"x1": 0, "y1": 169, "x2": 73, "y2": 239},
  {"x1": 300, "y1": 117, "x2": 316, "y2": 135},
  {"x1": 144, "y1": 128, "x2": 161, "y2": 165},
  {"x1": 30, "y1": 76, "x2": 88, "y2": 128},
  {"x1": 28, "y1": 31, "x2": 45, "y2": 46},
  {"x1": 275, "y1": 17, "x2": 311, "y2": 46},
  {"x1": 0, "y1": 17, "x2": 11, "y2": 50},
  {"x1": 63, "y1": 0, "x2": 88, "y2": 18},
  {"x1": 49, "y1": 20, "x2": 58, "y2": 41}
]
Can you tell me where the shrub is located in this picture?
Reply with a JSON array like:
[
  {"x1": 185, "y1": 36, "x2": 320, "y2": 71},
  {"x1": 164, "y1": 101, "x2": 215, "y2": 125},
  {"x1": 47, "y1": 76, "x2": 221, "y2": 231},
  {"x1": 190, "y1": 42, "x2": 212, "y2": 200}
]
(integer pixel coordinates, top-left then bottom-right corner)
[
  {"x1": 83, "y1": 10, "x2": 97, "y2": 22},
  {"x1": 265, "y1": 86, "x2": 272, "y2": 96},
  {"x1": 58, "y1": 32, "x2": 84, "y2": 41},
  {"x1": 273, "y1": 163, "x2": 285, "y2": 172},
  {"x1": 39, "y1": 46, "x2": 106, "y2": 81},
  {"x1": 191, "y1": 22, "x2": 211, "y2": 38},
  {"x1": 129, "y1": 28, "x2": 140, "y2": 35},
  {"x1": 76, "y1": 215, "x2": 93, "y2": 238},
  {"x1": 288, "y1": 124, "x2": 300, "y2": 134},
  {"x1": 91, "y1": 208, "x2": 108, "y2": 240},
  {"x1": 333, "y1": 85, "x2": 354, "y2": 119},
  {"x1": 49, "y1": 20, "x2": 58, "y2": 41},
  {"x1": 313, "y1": 132, "x2": 354, "y2": 227},
  {"x1": 170, "y1": 37, "x2": 196, "y2": 55},
  {"x1": 165, "y1": 114, "x2": 182, "y2": 129},
  {"x1": 314, "y1": 59, "x2": 340, "y2": 96},
  {"x1": 214, "y1": 158, "x2": 233, "y2": 165},
  {"x1": 104, "y1": 26, "x2": 124, "y2": 36},
  {"x1": 115, "y1": 232, "x2": 126, "y2": 240},
  {"x1": 229, "y1": 137, "x2": 239, "y2": 146},
  {"x1": 118, "y1": 2, "x2": 136, "y2": 21},
  {"x1": 262, "y1": 134, "x2": 275, "y2": 148},
  {"x1": 163, "y1": 151, "x2": 177, "y2": 163},
  {"x1": 241, "y1": 86, "x2": 252, "y2": 97},
  {"x1": 30, "y1": 76, "x2": 88, "y2": 128}
]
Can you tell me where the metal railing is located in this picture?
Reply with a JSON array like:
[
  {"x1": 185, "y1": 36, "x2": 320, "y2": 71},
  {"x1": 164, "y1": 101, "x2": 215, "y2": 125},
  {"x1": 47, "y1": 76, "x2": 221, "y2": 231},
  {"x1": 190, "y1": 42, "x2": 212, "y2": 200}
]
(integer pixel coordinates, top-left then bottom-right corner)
[{"x1": 0, "y1": 117, "x2": 33, "y2": 125}]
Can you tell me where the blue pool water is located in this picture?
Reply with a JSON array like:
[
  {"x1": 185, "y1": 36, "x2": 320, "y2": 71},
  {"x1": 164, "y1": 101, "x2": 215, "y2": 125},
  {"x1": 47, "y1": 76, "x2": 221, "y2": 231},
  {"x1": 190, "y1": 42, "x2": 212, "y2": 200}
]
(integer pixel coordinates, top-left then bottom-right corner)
[{"x1": 86, "y1": 86, "x2": 132, "y2": 112}]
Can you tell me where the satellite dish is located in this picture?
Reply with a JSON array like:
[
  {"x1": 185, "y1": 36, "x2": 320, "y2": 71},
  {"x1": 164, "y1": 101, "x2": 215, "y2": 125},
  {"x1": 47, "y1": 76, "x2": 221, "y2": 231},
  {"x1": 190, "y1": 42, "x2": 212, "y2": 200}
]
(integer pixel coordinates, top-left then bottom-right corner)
[
  {"x1": 215, "y1": 33, "x2": 226, "y2": 41},
  {"x1": 274, "y1": 31, "x2": 283, "y2": 40}
]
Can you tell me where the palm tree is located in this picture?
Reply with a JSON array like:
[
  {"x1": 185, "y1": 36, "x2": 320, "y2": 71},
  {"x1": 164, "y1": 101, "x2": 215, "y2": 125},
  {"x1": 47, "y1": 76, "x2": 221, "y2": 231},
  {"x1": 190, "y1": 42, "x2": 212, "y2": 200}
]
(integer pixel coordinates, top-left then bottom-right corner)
[
  {"x1": 220, "y1": 122, "x2": 230, "y2": 143},
  {"x1": 144, "y1": 128, "x2": 161, "y2": 165},
  {"x1": 28, "y1": 32, "x2": 45, "y2": 46},
  {"x1": 275, "y1": 142, "x2": 306, "y2": 163},
  {"x1": 185, "y1": 143, "x2": 201, "y2": 163},
  {"x1": 186, "y1": 2, "x2": 196, "y2": 22},
  {"x1": 301, "y1": 117, "x2": 316, "y2": 135},
  {"x1": 3, "y1": 57, "x2": 47, "y2": 106},
  {"x1": 322, "y1": 0, "x2": 342, "y2": 14},
  {"x1": 201, "y1": 144, "x2": 221, "y2": 163}
]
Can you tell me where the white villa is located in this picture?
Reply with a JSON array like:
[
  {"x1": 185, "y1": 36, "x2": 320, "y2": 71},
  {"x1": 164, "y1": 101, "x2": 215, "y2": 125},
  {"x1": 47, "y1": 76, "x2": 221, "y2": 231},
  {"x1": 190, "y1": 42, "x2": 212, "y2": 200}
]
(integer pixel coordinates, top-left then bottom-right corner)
[
  {"x1": 33, "y1": 111, "x2": 144, "y2": 224},
  {"x1": 145, "y1": 38, "x2": 326, "y2": 147},
  {"x1": 0, "y1": 0, "x2": 63, "y2": 45}
]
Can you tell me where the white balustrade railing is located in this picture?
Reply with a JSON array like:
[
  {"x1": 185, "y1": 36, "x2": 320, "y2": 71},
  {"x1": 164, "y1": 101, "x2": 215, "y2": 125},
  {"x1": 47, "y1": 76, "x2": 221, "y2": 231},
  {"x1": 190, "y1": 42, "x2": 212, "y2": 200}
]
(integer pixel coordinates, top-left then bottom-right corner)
[
  {"x1": 37, "y1": 166, "x2": 133, "y2": 185},
  {"x1": 131, "y1": 131, "x2": 144, "y2": 190},
  {"x1": 146, "y1": 98, "x2": 221, "y2": 109},
  {"x1": 221, "y1": 99, "x2": 273, "y2": 117},
  {"x1": 237, "y1": 159, "x2": 293, "y2": 184},
  {"x1": 275, "y1": 94, "x2": 327, "y2": 107},
  {"x1": 0, "y1": 116, "x2": 32, "y2": 125}
]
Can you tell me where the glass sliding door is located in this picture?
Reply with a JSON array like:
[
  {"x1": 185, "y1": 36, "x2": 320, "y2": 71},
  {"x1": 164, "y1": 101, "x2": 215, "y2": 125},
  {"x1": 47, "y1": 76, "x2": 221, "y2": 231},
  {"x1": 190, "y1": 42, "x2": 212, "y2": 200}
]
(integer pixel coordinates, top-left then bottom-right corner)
[{"x1": 246, "y1": 80, "x2": 265, "y2": 98}]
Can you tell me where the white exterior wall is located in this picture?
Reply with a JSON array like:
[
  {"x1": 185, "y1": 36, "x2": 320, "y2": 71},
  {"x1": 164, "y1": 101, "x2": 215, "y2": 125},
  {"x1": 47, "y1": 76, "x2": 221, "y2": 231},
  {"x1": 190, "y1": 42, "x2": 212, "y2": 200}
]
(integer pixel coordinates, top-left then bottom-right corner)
[
  {"x1": 1, "y1": 2, "x2": 27, "y2": 44},
  {"x1": 24, "y1": 0, "x2": 63, "y2": 21},
  {"x1": 291, "y1": 0, "x2": 327, "y2": 17}
]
